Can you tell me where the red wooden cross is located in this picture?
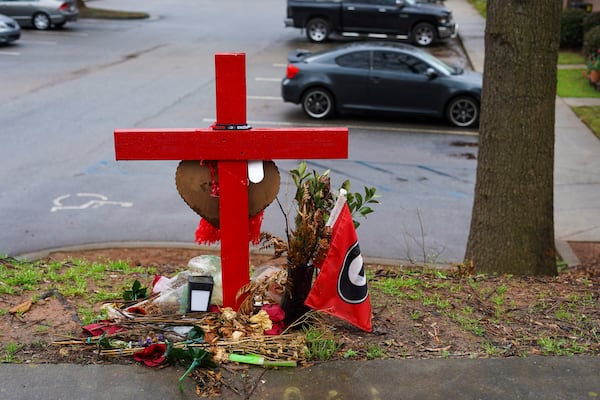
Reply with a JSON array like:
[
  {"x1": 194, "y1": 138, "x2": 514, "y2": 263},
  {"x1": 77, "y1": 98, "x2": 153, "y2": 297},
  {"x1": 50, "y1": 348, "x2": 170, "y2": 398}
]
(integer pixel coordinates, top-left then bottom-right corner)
[{"x1": 114, "y1": 53, "x2": 348, "y2": 309}]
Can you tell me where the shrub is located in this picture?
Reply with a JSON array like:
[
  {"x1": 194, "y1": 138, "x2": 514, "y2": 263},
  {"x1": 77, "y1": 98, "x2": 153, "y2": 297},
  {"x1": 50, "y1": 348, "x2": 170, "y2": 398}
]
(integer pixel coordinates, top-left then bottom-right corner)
[
  {"x1": 582, "y1": 11, "x2": 600, "y2": 34},
  {"x1": 583, "y1": 25, "x2": 600, "y2": 59},
  {"x1": 561, "y1": 8, "x2": 587, "y2": 48}
]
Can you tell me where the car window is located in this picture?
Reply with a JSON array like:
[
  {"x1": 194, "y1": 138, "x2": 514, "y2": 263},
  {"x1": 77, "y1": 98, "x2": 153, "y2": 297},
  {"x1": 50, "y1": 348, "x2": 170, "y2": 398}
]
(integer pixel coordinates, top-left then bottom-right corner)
[
  {"x1": 335, "y1": 51, "x2": 370, "y2": 69},
  {"x1": 372, "y1": 51, "x2": 430, "y2": 74},
  {"x1": 345, "y1": 0, "x2": 392, "y2": 4}
]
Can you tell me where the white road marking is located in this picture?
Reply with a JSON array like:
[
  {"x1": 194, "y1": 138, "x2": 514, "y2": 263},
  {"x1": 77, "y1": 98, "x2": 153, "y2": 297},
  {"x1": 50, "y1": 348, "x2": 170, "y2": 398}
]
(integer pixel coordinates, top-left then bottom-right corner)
[
  {"x1": 51, "y1": 193, "x2": 133, "y2": 212},
  {"x1": 19, "y1": 39, "x2": 58, "y2": 45},
  {"x1": 0, "y1": 50, "x2": 20, "y2": 56},
  {"x1": 201, "y1": 117, "x2": 478, "y2": 136},
  {"x1": 26, "y1": 30, "x2": 89, "y2": 37},
  {"x1": 255, "y1": 77, "x2": 281, "y2": 82},
  {"x1": 247, "y1": 95, "x2": 281, "y2": 101}
]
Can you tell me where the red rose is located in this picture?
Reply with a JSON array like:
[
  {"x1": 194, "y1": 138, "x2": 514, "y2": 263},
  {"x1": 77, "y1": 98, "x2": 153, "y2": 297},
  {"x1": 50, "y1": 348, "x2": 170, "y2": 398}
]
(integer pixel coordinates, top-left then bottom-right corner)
[{"x1": 133, "y1": 343, "x2": 166, "y2": 367}]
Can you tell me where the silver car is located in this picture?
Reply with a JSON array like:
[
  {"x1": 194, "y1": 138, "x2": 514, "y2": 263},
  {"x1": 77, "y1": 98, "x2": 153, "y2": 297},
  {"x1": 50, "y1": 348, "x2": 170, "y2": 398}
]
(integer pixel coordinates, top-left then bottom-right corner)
[
  {"x1": 0, "y1": 0, "x2": 78, "y2": 30},
  {"x1": 0, "y1": 13, "x2": 20, "y2": 43}
]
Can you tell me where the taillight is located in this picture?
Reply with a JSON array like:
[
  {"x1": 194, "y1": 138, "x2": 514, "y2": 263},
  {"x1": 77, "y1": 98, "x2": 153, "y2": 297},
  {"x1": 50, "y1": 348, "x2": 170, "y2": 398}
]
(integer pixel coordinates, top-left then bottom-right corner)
[
  {"x1": 286, "y1": 64, "x2": 300, "y2": 79},
  {"x1": 58, "y1": 2, "x2": 69, "y2": 11}
]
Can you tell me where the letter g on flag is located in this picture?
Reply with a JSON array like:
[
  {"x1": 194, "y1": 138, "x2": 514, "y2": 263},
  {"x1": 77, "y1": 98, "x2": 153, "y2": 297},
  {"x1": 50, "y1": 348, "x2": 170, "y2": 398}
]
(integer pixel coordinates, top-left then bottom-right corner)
[{"x1": 338, "y1": 241, "x2": 368, "y2": 304}]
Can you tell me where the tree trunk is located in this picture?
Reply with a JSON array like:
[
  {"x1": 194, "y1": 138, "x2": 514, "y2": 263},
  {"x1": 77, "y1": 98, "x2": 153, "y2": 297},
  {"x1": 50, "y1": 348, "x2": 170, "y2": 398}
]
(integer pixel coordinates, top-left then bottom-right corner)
[{"x1": 465, "y1": 0, "x2": 561, "y2": 276}]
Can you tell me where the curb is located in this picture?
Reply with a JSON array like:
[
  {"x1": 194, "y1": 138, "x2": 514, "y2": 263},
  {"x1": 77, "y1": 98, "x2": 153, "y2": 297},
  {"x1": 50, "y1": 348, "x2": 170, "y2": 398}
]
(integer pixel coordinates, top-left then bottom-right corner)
[{"x1": 16, "y1": 241, "x2": 414, "y2": 268}]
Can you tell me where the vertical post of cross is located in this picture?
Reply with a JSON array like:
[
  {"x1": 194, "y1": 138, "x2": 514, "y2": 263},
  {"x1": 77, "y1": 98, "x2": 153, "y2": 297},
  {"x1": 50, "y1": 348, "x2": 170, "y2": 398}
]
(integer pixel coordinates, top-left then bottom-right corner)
[{"x1": 213, "y1": 53, "x2": 250, "y2": 309}]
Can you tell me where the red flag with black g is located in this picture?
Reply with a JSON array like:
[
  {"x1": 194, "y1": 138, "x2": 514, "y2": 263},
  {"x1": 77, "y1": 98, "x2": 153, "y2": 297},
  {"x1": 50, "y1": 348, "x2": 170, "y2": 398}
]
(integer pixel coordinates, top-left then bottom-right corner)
[{"x1": 304, "y1": 190, "x2": 372, "y2": 332}]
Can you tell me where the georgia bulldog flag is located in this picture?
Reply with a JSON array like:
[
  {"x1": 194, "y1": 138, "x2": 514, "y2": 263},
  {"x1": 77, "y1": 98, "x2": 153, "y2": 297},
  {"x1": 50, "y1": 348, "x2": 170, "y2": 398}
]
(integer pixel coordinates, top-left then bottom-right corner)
[{"x1": 304, "y1": 190, "x2": 372, "y2": 332}]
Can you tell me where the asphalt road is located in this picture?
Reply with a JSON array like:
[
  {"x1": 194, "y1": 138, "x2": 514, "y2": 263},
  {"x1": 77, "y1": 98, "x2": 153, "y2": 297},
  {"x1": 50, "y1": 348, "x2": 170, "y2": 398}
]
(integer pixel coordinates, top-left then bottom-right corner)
[{"x1": 0, "y1": 0, "x2": 478, "y2": 264}]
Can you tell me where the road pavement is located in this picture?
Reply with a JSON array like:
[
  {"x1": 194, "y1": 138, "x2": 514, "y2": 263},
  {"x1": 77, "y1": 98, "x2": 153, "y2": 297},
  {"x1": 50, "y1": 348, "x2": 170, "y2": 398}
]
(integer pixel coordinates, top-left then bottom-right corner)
[{"x1": 2, "y1": 0, "x2": 600, "y2": 399}]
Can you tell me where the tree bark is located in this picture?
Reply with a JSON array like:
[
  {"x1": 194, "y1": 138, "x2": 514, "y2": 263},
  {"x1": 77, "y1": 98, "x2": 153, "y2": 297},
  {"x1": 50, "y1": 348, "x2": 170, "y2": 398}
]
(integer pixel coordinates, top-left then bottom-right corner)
[{"x1": 465, "y1": 0, "x2": 561, "y2": 276}]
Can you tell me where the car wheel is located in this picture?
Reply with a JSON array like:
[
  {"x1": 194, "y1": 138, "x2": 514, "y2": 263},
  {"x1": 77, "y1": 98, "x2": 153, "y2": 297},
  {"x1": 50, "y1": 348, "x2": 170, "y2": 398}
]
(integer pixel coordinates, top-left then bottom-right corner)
[
  {"x1": 446, "y1": 96, "x2": 479, "y2": 128},
  {"x1": 302, "y1": 88, "x2": 334, "y2": 119},
  {"x1": 412, "y1": 22, "x2": 436, "y2": 47},
  {"x1": 32, "y1": 13, "x2": 51, "y2": 30},
  {"x1": 306, "y1": 18, "x2": 330, "y2": 43}
]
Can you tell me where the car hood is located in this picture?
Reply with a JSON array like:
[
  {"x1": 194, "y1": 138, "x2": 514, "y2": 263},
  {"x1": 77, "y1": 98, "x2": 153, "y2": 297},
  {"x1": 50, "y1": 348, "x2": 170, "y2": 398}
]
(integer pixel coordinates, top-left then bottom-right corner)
[
  {"x1": 404, "y1": 3, "x2": 451, "y2": 17},
  {"x1": 0, "y1": 13, "x2": 18, "y2": 24},
  {"x1": 451, "y1": 69, "x2": 483, "y2": 86}
]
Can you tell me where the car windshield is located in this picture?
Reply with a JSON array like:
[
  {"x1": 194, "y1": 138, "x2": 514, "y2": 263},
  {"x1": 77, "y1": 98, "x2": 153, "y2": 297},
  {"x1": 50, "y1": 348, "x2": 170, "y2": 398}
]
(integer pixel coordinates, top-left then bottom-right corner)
[{"x1": 416, "y1": 50, "x2": 460, "y2": 75}]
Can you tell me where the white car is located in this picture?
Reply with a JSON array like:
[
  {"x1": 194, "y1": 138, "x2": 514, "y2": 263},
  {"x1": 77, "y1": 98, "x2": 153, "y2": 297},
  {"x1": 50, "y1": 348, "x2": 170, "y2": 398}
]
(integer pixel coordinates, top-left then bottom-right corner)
[
  {"x1": 0, "y1": 0, "x2": 78, "y2": 30},
  {"x1": 0, "y1": 13, "x2": 20, "y2": 43}
]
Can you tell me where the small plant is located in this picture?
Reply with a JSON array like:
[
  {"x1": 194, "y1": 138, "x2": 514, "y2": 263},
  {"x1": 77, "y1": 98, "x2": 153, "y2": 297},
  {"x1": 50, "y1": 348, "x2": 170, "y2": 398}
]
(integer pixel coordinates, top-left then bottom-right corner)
[
  {"x1": 123, "y1": 280, "x2": 147, "y2": 301},
  {"x1": 584, "y1": 26, "x2": 600, "y2": 59},
  {"x1": 481, "y1": 340, "x2": 503, "y2": 356},
  {"x1": 35, "y1": 324, "x2": 50, "y2": 333},
  {"x1": 365, "y1": 344, "x2": 386, "y2": 359},
  {"x1": 278, "y1": 161, "x2": 379, "y2": 324},
  {"x1": 1, "y1": 342, "x2": 23, "y2": 363},
  {"x1": 410, "y1": 310, "x2": 422, "y2": 320},
  {"x1": 537, "y1": 336, "x2": 589, "y2": 356},
  {"x1": 78, "y1": 306, "x2": 108, "y2": 326},
  {"x1": 303, "y1": 326, "x2": 341, "y2": 360},
  {"x1": 343, "y1": 349, "x2": 358, "y2": 358}
]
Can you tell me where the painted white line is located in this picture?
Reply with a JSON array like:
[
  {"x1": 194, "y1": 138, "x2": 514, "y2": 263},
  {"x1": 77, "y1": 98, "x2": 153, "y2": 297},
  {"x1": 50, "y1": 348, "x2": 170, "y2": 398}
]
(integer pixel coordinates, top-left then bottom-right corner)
[
  {"x1": 272, "y1": 63, "x2": 287, "y2": 68},
  {"x1": 255, "y1": 77, "x2": 281, "y2": 82},
  {"x1": 247, "y1": 95, "x2": 281, "y2": 101},
  {"x1": 201, "y1": 117, "x2": 478, "y2": 136},
  {"x1": 26, "y1": 31, "x2": 89, "y2": 37},
  {"x1": 0, "y1": 50, "x2": 20, "y2": 56},
  {"x1": 20, "y1": 39, "x2": 58, "y2": 45}
]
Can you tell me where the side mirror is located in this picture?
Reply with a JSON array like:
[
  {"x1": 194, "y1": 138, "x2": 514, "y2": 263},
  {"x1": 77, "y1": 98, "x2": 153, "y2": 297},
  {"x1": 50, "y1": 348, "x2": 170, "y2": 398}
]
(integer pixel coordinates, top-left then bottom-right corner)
[{"x1": 396, "y1": 0, "x2": 406, "y2": 7}]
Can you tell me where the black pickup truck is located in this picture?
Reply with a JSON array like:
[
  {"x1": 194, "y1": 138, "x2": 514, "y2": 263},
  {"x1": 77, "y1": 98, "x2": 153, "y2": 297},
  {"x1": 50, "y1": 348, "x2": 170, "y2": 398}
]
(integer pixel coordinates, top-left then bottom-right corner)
[{"x1": 285, "y1": 0, "x2": 457, "y2": 47}]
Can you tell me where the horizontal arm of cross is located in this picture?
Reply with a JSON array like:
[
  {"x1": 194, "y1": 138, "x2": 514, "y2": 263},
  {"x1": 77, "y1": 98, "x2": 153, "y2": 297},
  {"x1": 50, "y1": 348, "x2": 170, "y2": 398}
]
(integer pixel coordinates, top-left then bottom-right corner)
[{"x1": 114, "y1": 127, "x2": 348, "y2": 161}]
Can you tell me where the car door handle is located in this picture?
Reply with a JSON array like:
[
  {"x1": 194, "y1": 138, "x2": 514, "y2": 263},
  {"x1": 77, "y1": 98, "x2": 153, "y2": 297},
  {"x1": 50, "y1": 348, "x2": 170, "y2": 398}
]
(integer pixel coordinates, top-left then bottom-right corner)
[{"x1": 346, "y1": 6, "x2": 355, "y2": 10}]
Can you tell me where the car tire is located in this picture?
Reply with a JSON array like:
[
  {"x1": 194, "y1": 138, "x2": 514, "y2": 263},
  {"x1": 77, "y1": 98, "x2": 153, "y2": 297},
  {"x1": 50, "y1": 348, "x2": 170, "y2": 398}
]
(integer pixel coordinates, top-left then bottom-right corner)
[
  {"x1": 411, "y1": 22, "x2": 436, "y2": 47},
  {"x1": 32, "y1": 13, "x2": 51, "y2": 30},
  {"x1": 446, "y1": 96, "x2": 479, "y2": 128},
  {"x1": 302, "y1": 88, "x2": 334, "y2": 119},
  {"x1": 306, "y1": 18, "x2": 330, "y2": 43}
]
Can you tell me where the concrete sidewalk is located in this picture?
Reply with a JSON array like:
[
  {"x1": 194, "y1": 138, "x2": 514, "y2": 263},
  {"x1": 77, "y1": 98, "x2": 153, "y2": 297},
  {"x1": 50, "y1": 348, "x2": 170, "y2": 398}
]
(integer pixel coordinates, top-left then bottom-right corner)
[
  {"x1": 2, "y1": 1, "x2": 599, "y2": 399},
  {"x1": 1, "y1": 356, "x2": 599, "y2": 399}
]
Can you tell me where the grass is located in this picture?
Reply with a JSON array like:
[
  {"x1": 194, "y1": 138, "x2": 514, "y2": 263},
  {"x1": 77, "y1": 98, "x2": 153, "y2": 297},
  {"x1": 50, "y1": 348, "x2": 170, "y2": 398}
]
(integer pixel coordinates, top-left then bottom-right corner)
[
  {"x1": 303, "y1": 325, "x2": 341, "y2": 360},
  {"x1": 1, "y1": 342, "x2": 23, "y2": 363},
  {"x1": 558, "y1": 51, "x2": 586, "y2": 65},
  {"x1": 78, "y1": 6, "x2": 148, "y2": 20},
  {"x1": 0, "y1": 256, "x2": 156, "y2": 305},
  {"x1": 370, "y1": 265, "x2": 600, "y2": 357},
  {"x1": 572, "y1": 106, "x2": 600, "y2": 140},
  {"x1": 556, "y1": 69, "x2": 600, "y2": 98},
  {"x1": 467, "y1": 0, "x2": 487, "y2": 17},
  {"x1": 365, "y1": 344, "x2": 386, "y2": 359}
]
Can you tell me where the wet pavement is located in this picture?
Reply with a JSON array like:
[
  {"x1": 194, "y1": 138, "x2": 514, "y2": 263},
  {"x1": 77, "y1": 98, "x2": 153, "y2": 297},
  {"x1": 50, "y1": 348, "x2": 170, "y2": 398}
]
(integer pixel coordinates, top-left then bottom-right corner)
[{"x1": 3, "y1": 0, "x2": 600, "y2": 399}]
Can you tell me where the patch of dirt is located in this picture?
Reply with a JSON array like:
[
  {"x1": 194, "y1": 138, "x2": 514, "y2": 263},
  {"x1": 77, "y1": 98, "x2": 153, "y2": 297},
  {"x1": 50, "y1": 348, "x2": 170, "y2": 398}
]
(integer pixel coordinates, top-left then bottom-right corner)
[{"x1": 1, "y1": 242, "x2": 599, "y2": 366}]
